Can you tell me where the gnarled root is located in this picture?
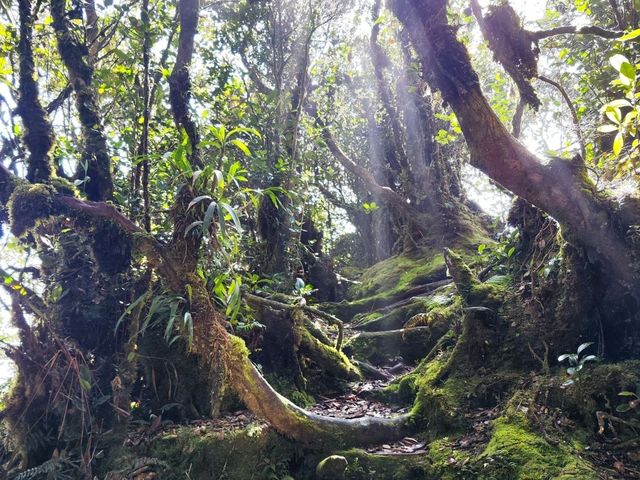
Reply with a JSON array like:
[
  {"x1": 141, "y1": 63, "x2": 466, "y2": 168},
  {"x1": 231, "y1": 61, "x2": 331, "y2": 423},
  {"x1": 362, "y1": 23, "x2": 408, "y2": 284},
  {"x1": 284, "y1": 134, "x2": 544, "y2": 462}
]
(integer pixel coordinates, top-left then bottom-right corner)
[{"x1": 227, "y1": 336, "x2": 414, "y2": 446}]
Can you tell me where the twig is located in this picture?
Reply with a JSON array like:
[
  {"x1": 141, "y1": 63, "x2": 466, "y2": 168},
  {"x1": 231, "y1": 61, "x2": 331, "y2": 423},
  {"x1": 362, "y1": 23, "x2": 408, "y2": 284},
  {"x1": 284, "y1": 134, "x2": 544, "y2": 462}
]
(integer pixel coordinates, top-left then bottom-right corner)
[{"x1": 538, "y1": 75, "x2": 586, "y2": 160}]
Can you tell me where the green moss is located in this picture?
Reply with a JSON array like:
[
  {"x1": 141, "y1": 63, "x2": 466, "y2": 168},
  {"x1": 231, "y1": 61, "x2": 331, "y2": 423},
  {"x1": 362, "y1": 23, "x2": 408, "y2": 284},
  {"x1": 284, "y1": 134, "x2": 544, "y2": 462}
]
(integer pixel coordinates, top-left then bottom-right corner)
[
  {"x1": 50, "y1": 177, "x2": 78, "y2": 196},
  {"x1": 147, "y1": 423, "x2": 301, "y2": 480},
  {"x1": 228, "y1": 334, "x2": 250, "y2": 359},
  {"x1": 341, "y1": 449, "x2": 435, "y2": 480},
  {"x1": 8, "y1": 183, "x2": 56, "y2": 236},
  {"x1": 478, "y1": 414, "x2": 595, "y2": 480},
  {"x1": 266, "y1": 374, "x2": 315, "y2": 408},
  {"x1": 562, "y1": 360, "x2": 640, "y2": 431},
  {"x1": 353, "y1": 250, "x2": 446, "y2": 302}
]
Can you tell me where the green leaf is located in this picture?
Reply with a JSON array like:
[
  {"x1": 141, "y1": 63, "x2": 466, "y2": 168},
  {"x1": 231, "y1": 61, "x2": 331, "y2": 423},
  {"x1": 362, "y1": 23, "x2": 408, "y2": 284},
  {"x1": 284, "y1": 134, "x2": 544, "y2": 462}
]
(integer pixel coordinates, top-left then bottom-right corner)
[
  {"x1": 613, "y1": 132, "x2": 624, "y2": 156},
  {"x1": 620, "y1": 62, "x2": 636, "y2": 82},
  {"x1": 217, "y1": 204, "x2": 227, "y2": 237},
  {"x1": 580, "y1": 354, "x2": 597, "y2": 363},
  {"x1": 187, "y1": 195, "x2": 212, "y2": 210},
  {"x1": 202, "y1": 201, "x2": 218, "y2": 233},
  {"x1": 577, "y1": 342, "x2": 594, "y2": 355},
  {"x1": 231, "y1": 138, "x2": 251, "y2": 156},
  {"x1": 607, "y1": 99, "x2": 632, "y2": 108},
  {"x1": 606, "y1": 107, "x2": 622, "y2": 124},
  {"x1": 115, "y1": 292, "x2": 147, "y2": 333},
  {"x1": 619, "y1": 28, "x2": 640, "y2": 41},
  {"x1": 164, "y1": 301, "x2": 179, "y2": 341},
  {"x1": 184, "y1": 311, "x2": 193, "y2": 347},
  {"x1": 79, "y1": 378, "x2": 92, "y2": 392},
  {"x1": 610, "y1": 54, "x2": 631, "y2": 72},
  {"x1": 477, "y1": 244, "x2": 487, "y2": 254},
  {"x1": 220, "y1": 202, "x2": 242, "y2": 232},
  {"x1": 184, "y1": 221, "x2": 203, "y2": 237},
  {"x1": 618, "y1": 391, "x2": 637, "y2": 397},
  {"x1": 597, "y1": 124, "x2": 619, "y2": 133},
  {"x1": 557, "y1": 354, "x2": 571, "y2": 362},
  {"x1": 616, "y1": 403, "x2": 632, "y2": 412}
]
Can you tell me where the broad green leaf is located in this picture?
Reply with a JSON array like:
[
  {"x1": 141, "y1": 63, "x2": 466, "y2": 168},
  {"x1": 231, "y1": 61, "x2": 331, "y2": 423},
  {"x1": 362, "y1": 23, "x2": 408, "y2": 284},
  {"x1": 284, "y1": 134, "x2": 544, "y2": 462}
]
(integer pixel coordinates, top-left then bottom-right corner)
[
  {"x1": 607, "y1": 99, "x2": 632, "y2": 108},
  {"x1": 606, "y1": 107, "x2": 622, "y2": 124},
  {"x1": 620, "y1": 62, "x2": 636, "y2": 82},
  {"x1": 618, "y1": 391, "x2": 637, "y2": 397},
  {"x1": 231, "y1": 138, "x2": 251, "y2": 156},
  {"x1": 610, "y1": 54, "x2": 631, "y2": 72},
  {"x1": 597, "y1": 124, "x2": 619, "y2": 133},
  {"x1": 613, "y1": 132, "x2": 624, "y2": 156}
]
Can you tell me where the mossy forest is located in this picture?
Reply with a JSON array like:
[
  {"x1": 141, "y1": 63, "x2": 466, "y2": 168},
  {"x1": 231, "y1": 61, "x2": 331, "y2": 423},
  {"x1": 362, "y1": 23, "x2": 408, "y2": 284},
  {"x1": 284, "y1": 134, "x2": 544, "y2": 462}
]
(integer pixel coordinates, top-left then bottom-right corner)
[{"x1": 0, "y1": 0, "x2": 639, "y2": 477}]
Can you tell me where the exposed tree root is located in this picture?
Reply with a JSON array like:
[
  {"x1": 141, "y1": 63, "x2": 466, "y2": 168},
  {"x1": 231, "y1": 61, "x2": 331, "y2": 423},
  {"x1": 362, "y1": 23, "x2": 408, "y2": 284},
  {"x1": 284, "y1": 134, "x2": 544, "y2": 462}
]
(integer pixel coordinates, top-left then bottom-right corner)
[{"x1": 227, "y1": 336, "x2": 414, "y2": 446}]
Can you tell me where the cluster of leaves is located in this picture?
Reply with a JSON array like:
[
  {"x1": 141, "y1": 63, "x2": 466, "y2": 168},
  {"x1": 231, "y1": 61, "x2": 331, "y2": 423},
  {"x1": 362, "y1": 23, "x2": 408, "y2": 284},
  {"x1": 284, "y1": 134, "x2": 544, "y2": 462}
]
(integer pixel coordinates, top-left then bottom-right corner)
[
  {"x1": 558, "y1": 342, "x2": 598, "y2": 386},
  {"x1": 598, "y1": 32, "x2": 639, "y2": 178}
]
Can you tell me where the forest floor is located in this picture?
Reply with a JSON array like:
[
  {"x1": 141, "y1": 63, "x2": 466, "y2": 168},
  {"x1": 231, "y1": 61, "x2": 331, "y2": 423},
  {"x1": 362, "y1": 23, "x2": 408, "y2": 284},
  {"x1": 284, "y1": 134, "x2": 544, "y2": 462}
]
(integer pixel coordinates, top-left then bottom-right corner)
[{"x1": 119, "y1": 249, "x2": 640, "y2": 479}]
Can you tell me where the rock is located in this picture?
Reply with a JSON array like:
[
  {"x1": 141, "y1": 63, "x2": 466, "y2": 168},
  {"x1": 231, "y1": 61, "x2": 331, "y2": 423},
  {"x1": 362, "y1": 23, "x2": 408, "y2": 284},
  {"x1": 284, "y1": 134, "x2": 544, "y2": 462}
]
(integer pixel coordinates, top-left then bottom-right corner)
[{"x1": 316, "y1": 455, "x2": 348, "y2": 479}]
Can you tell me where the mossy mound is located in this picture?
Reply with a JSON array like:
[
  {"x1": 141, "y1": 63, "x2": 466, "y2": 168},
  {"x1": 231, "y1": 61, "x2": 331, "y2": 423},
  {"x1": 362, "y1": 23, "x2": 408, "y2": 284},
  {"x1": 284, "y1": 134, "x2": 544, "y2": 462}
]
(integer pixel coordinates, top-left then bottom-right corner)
[
  {"x1": 354, "y1": 247, "x2": 446, "y2": 300},
  {"x1": 147, "y1": 423, "x2": 303, "y2": 479},
  {"x1": 353, "y1": 283, "x2": 460, "y2": 332},
  {"x1": 341, "y1": 449, "x2": 434, "y2": 479},
  {"x1": 475, "y1": 413, "x2": 595, "y2": 479}
]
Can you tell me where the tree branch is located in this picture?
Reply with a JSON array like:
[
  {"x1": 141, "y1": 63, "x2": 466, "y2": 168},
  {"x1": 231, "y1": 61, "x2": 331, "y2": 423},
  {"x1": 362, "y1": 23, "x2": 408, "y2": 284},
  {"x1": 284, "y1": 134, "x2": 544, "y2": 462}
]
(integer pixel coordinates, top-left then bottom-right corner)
[
  {"x1": 538, "y1": 75, "x2": 587, "y2": 160},
  {"x1": 244, "y1": 292, "x2": 344, "y2": 351},
  {"x1": 529, "y1": 25, "x2": 622, "y2": 41}
]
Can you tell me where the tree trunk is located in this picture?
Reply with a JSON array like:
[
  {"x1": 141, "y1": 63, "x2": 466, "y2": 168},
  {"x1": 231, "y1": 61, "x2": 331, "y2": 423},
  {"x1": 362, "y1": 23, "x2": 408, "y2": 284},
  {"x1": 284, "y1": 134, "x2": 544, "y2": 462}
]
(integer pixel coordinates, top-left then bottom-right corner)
[{"x1": 390, "y1": 0, "x2": 639, "y2": 290}]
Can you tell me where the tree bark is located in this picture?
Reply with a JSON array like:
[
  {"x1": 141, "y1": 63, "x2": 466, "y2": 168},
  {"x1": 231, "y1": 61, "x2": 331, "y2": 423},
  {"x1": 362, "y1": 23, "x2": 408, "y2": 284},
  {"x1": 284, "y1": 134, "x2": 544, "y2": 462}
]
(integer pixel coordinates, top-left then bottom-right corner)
[{"x1": 51, "y1": 0, "x2": 113, "y2": 201}]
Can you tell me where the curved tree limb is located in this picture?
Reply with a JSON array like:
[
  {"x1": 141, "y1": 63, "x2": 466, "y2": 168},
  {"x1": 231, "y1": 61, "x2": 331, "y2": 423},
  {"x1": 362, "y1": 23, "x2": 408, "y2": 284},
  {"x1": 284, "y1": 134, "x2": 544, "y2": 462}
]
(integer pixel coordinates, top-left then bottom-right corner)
[{"x1": 227, "y1": 336, "x2": 413, "y2": 445}]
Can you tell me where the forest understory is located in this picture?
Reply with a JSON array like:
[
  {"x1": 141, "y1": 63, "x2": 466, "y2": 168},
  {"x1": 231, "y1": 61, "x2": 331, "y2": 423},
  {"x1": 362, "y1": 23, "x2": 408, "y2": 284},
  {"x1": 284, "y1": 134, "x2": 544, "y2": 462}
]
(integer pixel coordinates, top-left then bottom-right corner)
[{"x1": 0, "y1": 0, "x2": 639, "y2": 478}]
